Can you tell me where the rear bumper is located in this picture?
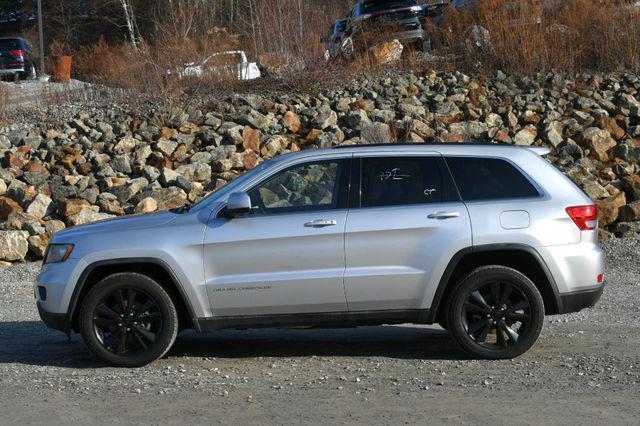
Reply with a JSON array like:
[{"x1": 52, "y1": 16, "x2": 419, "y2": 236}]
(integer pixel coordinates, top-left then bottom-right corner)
[
  {"x1": 0, "y1": 68, "x2": 24, "y2": 74},
  {"x1": 557, "y1": 284, "x2": 604, "y2": 314},
  {"x1": 37, "y1": 301, "x2": 70, "y2": 334}
]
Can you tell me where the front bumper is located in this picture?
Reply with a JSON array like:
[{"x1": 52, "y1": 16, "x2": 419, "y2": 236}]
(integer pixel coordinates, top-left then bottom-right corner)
[
  {"x1": 557, "y1": 284, "x2": 604, "y2": 314},
  {"x1": 372, "y1": 29, "x2": 428, "y2": 45},
  {"x1": 37, "y1": 301, "x2": 70, "y2": 334}
]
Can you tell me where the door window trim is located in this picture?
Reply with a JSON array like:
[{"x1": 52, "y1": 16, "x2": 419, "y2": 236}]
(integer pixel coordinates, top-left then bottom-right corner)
[
  {"x1": 352, "y1": 154, "x2": 461, "y2": 209},
  {"x1": 220, "y1": 157, "x2": 353, "y2": 218}
]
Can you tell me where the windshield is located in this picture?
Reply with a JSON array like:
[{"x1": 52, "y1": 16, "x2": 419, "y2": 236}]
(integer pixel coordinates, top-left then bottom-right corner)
[{"x1": 361, "y1": 0, "x2": 418, "y2": 14}]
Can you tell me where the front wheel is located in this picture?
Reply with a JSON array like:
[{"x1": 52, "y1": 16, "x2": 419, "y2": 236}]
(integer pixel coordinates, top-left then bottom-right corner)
[
  {"x1": 447, "y1": 266, "x2": 544, "y2": 359},
  {"x1": 79, "y1": 273, "x2": 179, "y2": 367}
]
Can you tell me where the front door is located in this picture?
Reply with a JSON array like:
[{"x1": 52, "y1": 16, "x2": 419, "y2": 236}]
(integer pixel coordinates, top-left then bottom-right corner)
[
  {"x1": 344, "y1": 154, "x2": 472, "y2": 312},
  {"x1": 204, "y1": 158, "x2": 351, "y2": 317}
]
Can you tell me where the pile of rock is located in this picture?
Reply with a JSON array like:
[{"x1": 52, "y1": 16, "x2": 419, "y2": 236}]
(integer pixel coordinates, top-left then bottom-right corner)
[{"x1": 1, "y1": 70, "x2": 639, "y2": 262}]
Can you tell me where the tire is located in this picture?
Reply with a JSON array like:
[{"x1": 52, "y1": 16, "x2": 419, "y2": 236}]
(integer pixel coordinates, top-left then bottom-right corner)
[
  {"x1": 79, "y1": 273, "x2": 179, "y2": 367},
  {"x1": 446, "y1": 266, "x2": 544, "y2": 360}
]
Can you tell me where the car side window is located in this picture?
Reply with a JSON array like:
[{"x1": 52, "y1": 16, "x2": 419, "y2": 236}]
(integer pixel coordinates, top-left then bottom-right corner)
[
  {"x1": 247, "y1": 160, "x2": 346, "y2": 215},
  {"x1": 445, "y1": 157, "x2": 541, "y2": 201},
  {"x1": 360, "y1": 157, "x2": 445, "y2": 208}
]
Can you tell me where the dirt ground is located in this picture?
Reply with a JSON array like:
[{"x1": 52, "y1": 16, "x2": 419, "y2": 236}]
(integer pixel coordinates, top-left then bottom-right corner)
[{"x1": 0, "y1": 239, "x2": 639, "y2": 425}]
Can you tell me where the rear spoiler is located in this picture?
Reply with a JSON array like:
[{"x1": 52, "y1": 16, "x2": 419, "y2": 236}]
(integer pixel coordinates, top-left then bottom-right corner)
[{"x1": 526, "y1": 146, "x2": 552, "y2": 156}]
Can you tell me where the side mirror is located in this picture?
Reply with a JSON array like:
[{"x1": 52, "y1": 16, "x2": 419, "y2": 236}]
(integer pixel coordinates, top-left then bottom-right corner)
[{"x1": 226, "y1": 192, "x2": 252, "y2": 217}]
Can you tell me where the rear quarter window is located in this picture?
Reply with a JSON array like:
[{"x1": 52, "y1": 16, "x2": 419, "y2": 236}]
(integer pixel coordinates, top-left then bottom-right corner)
[{"x1": 445, "y1": 157, "x2": 540, "y2": 201}]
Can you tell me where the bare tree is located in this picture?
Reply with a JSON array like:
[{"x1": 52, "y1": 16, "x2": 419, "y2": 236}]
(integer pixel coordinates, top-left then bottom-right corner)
[{"x1": 119, "y1": 0, "x2": 138, "y2": 49}]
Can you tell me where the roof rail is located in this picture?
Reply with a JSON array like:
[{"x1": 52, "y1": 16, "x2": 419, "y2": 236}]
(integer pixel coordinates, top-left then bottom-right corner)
[
  {"x1": 332, "y1": 142, "x2": 553, "y2": 156},
  {"x1": 332, "y1": 142, "x2": 514, "y2": 149}
]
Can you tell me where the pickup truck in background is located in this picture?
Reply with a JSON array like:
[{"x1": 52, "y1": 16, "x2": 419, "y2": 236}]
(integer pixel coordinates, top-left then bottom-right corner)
[{"x1": 167, "y1": 50, "x2": 261, "y2": 81}]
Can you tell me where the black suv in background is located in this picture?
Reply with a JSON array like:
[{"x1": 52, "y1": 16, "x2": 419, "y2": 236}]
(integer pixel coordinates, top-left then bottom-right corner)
[
  {"x1": 341, "y1": 0, "x2": 431, "y2": 54},
  {"x1": 0, "y1": 37, "x2": 36, "y2": 80}
]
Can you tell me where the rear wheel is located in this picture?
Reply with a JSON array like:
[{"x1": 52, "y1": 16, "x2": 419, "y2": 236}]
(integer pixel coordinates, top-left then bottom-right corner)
[
  {"x1": 79, "y1": 273, "x2": 179, "y2": 367},
  {"x1": 447, "y1": 266, "x2": 544, "y2": 359}
]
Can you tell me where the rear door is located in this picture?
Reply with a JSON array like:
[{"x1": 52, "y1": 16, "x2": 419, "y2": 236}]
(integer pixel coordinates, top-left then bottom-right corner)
[{"x1": 344, "y1": 153, "x2": 472, "y2": 311}]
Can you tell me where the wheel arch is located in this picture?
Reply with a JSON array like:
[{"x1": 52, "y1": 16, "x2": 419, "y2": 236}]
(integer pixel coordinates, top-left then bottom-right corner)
[
  {"x1": 68, "y1": 258, "x2": 198, "y2": 333},
  {"x1": 428, "y1": 244, "x2": 563, "y2": 323}
]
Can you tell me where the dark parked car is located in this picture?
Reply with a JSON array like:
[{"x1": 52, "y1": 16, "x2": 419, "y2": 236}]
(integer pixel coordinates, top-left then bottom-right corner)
[
  {"x1": 0, "y1": 37, "x2": 36, "y2": 80},
  {"x1": 343, "y1": 0, "x2": 431, "y2": 54}
]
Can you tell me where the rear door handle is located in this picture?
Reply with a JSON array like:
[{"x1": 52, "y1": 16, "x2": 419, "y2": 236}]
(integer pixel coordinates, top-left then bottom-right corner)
[
  {"x1": 304, "y1": 219, "x2": 337, "y2": 228},
  {"x1": 428, "y1": 211, "x2": 460, "y2": 220}
]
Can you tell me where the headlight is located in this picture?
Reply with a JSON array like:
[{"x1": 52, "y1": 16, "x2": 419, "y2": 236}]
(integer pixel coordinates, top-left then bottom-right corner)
[{"x1": 44, "y1": 244, "x2": 74, "y2": 264}]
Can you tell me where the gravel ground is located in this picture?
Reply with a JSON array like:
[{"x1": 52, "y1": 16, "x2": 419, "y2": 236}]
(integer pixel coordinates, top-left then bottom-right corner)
[{"x1": 0, "y1": 239, "x2": 639, "y2": 425}]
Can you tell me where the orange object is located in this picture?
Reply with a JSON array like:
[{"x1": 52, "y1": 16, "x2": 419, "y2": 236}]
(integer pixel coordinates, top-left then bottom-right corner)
[{"x1": 52, "y1": 55, "x2": 72, "y2": 82}]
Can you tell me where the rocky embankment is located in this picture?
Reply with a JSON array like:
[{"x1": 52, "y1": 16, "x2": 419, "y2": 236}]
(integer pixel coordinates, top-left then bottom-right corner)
[{"x1": 1, "y1": 70, "x2": 639, "y2": 263}]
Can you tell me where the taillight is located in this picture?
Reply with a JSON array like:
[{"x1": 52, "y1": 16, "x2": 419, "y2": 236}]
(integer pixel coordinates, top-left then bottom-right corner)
[
  {"x1": 9, "y1": 49, "x2": 25, "y2": 58},
  {"x1": 566, "y1": 205, "x2": 598, "y2": 231}
]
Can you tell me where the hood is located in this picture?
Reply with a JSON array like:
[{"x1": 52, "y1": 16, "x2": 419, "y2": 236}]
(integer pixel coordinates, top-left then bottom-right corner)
[{"x1": 52, "y1": 211, "x2": 179, "y2": 242}]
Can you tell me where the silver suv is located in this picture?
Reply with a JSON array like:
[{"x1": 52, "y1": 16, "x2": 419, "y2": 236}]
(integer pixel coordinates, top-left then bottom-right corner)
[{"x1": 36, "y1": 144, "x2": 605, "y2": 367}]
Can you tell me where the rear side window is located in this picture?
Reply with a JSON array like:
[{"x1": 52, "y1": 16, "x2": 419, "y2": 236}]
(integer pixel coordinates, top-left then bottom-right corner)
[
  {"x1": 446, "y1": 157, "x2": 540, "y2": 201},
  {"x1": 360, "y1": 157, "x2": 451, "y2": 207}
]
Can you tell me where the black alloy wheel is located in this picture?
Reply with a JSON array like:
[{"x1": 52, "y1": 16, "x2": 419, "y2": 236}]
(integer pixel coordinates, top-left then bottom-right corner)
[
  {"x1": 447, "y1": 266, "x2": 545, "y2": 359},
  {"x1": 92, "y1": 287, "x2": 162, "y2": 356},
  {"x1": 79, "y1": 273, "x2": 178, "y2": 367},
  {"x1": 463, "y1": 282, "x2": 530, "y2": 348}
]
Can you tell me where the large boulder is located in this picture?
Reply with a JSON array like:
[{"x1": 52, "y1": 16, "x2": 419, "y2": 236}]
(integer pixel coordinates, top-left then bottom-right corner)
[
  {"x1": 371, "y1": 39, "x2": 403, "y2": 65},
  {"x1": 449, "y1": 121, "x2": 488, "y2": 139},
  {"x1": 311, "y1": 109, "x2": 338, "y2": 130},
  {"x1": 595, "y1": 192, "x2": 626, "y2": 226},
  {"x1": 618, "y1": 201, "x2": 640, "y2": 222},
  {"x1": 623, "y1": 175, "x2": 640, "y2": 201},
  {"x1": 0, "y1": 197, "x2": 23, "y2": 221},
  {"x1": 57, "y1": 198, "x2": 91, "y2": 218},
  {"x1": 134, "y1": 197, "x2": 158, "y2": 214},
  {"x1": 283, "y1": 111, "x2": 301, "y2": 133},
  {"x1": 67, "y1": 208, "x2": 116, "y2": 227},
  {"x1": 242, "y1": 127, "x2": 261, "y2": 152},
  {"x1": 513, "y1": 125, "x2": 538, "y2": 146},
  {"x1": 544, "y1": 121, "x2": 564, "y2": 147},
  {"x1": 343, "y1": 109, "x2": 371, "y2": 131},
  {"x1": 0, "y1": 231, "x2": 29, "y2": 261},
  {"x1": 25, "y1": 194, "x2": 54, "y2": 220},
  {"x1": 175, "y1": 163, "x2": 212, "y2": 183},
  {"x1": 141, "y1": 187, "x2": 187, "y2": 210},
  {"x1": 578, "y1": 128, "x2": 616, "y2": 162}
]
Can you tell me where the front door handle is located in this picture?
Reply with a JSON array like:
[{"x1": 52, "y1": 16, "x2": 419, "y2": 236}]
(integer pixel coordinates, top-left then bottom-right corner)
[
  {"x1": 428, "y1": 211, "x2": 460, "y2": 220},
  {"x1": 304, "y1": 219, "x2": 337, "y2": 228}
]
